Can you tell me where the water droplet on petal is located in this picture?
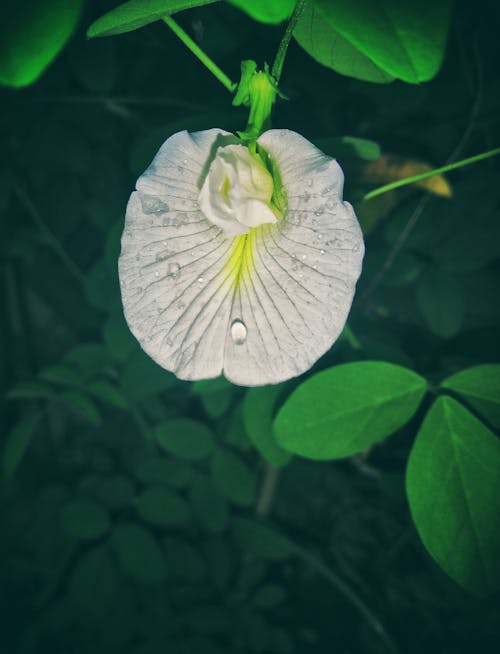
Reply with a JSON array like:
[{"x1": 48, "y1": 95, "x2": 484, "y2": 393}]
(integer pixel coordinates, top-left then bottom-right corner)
[
  {"x1": 154, "y1": 271, "x2": 160, "y2": 278},
  {"x1": 139, "y1": 194, "x2": 169, "y2": 215},
  {"x1": 301, "y1": 254, "x2": 307, "y2": 260},
  {"x1": 314, "y1": 209, "x2": 323, "y2": 217},
  {"x1": 320, "y1": 249, "x2": 325, "y2": 255},
  {"x1": 183, "y1": 159, "x2": 188, "y2": 165},
  {"x1": 231, "y1": 319, "x2": 247, "y2": 345},
  {"x1": 167, "y1": 262, "x2": 180, "y2": 278},
  {"x1": 197, "y1": 276, "x2": 204, "y2": 284}
]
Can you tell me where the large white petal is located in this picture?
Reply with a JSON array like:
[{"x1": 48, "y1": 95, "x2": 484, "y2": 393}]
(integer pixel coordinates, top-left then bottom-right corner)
[{"x1": 119, "y1": 128, "x2": 364, "y2": 386}]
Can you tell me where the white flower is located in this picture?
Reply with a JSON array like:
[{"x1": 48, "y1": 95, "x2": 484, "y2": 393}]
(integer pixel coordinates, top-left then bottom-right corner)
[
  {"x1": 198, "y1": 143, "x2": 278, "y2": 237},
  {"x1": 118, "y1": 128, "x2": 364, "y2": 386}
]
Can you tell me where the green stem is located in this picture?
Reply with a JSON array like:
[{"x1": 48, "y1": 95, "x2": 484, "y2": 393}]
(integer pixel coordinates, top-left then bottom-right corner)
[
  {"x1": 163, "y1": 16, "x2": 236, "y2": 93},
  {"x1": 289, "y1": 541, "x2": 399, "y2": 654},
  {"x1": 342, "y1": 324, "x2": 362, "y2": 351},
  {"x1": 12, "y1": 181, "x2": 85, "y2": 286},
  {"x1": 363, "y1": 146, "x2": 500, "y2": 201},
  {"x1": 271, "y1": 0, "x2": 308, "y2": 82}
]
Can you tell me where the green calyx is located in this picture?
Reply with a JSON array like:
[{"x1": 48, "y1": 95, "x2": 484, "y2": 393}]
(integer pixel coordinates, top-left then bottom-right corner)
[{"x1": 233, "y1": 60, "x2": 281, "y2": 142}]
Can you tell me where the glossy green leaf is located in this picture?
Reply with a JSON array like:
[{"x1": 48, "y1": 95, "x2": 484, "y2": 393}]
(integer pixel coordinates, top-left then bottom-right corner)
[
  {"x1": 3, "y1": 413, "x2": 42, "y2": 479},
  {"x1": 275, "y1": 361, "x2": 427, "y2": 460},
  {"x1": 299, "y1": 0, "x2": 451, "y2": 83},
  {"x1": 406, "y1": 396, "x2": 500, "y2": 595},
  {"x1": 227, "y1": 0, "x2": 295, "y2": 24},
  {"x1": 111, "y1": 523, "x2": 168, "y2": 583},
  {"x1": 155, "y1": 418, "x2": 215, "y2": 460},
  {"x1": 294, "y1": 2, "x2": 394, "y2": 83},
  {"x1": 233, "y1": 518, "x2": 294, "y2": 559},
  {"x1": 189, "y1": 475, "x2": 229, "y2": 533},
  {"x1": 243, "y1": 385, "x2": 291, "y2": 467},
  {"x1": 87, "y1": 0, "x2": 218, "y2": 38},
  {"x1": 417, "y1": 268, "x2": 465, "y2": 339},
  {"x1": 441, "y1": 365, "x2": 500, "y2": 429},
  {"x1": 0, "y1": 0, "x2": 84, "y2": 88},
  {"x1": 60, "y1": 499, "x2": 111, "y2": 540},
  {"x1": 211, "y1": 450, "x2": 257, "y2": 507},
  {"x1": 136, "y1": 486, "x2": 190, "y2": 526}
]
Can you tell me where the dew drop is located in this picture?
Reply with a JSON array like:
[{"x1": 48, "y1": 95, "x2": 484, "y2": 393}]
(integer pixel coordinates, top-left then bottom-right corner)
[
  {"x1": 183, "y1": 159, "x2": 188, "y2": 165},
  {"x1": 314, "y1": 209, "x2": 323, "y2": 217},
  {"x1": 167, "y1": 262, "x2": 181, "y2": 278},
  {"x1": 317, "y1": 233, "x2": 324, "y2": 240},
  {"x1": 230, "y1": 319, "x2": 247, "y2": 345},
  {"x1": 156, "y1": 252, "x2": 168, "y2": 262},
  {"x1": 154, "y1": 271, "x2": 160, "y2": 278},
  {"x1": 320, "y1": 249, "x2": 326, "y2": 255},
  {"x1": 301, "y1": 254, "x2": 307, "y2": 260},
  {"x1": 139, "y1": 193, "x2": 169, "y2": 215},
  {"x1": 197, "y1": 276, "x2": 204, "y2": 284}
]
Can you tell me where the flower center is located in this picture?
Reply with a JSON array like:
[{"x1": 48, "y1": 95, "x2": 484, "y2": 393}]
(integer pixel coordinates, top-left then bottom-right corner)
[{"x1": 198, "y1": 143, "x2": 278, "y2": 238}]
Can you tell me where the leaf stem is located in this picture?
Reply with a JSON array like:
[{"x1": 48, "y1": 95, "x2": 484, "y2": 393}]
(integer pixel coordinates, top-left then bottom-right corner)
[
  {"x1": 12, "y1": 181, "x2": 85, "y2": 286},
  {"x1": 162, "y1": 16, "x2": 236, "y2": 93},
  {"x1": 271, "y1": 0, "x2": 308, "y2": 82},
  {"x1": 289, "y1": 539, "x2": 399, "y2": 653},
  {"x1": 363, "y1": 147, "x2": 500, "y2": 201}
]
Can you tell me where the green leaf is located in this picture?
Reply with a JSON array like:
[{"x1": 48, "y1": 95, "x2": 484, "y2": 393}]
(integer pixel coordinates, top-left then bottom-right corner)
[
  {"x1": 299, "y1": 0, "x2": 451, "y2": 83},
  {"x1": 252, "y1": 584, "x2": 286, "y2": 609},
  {"x1": 243, "y1": 386, "x2": 291, "y2": 467},
  {"x1": 88, "y1": 379, "x2": 129, "y2": 410},
  {"x1": 6, "y1": 382, "x2": 53, "y2": 400},
  {"x1": 163, "y1": 537, "x2": 207, "y2": 582},
  {"x1": 227, "y1": 0, "x2": 295, "y2": 24},
  {"x1": 59, "y1": 390, "x2": 102, "y2": 426},
  {"x1": 233, "y1": 518, "x2": 294, "y2": 559},
  {"x1": 135, "y1": 486, "x2": 190, "y2": 526},
  {"x1": 0, "y1": 0, "x2": 84, "y2": 88},
  {"x1": 189, "y1": 475, "x2": 229, "y2": 533},
  {"x1": 121, "y1": 349, "x2": 176, "y2": 401},
  {"x1": 155, "y1": 418, "x2": 215, "y2": 460},
  {"x1": 416, "y1": 267, "x2": 465, "y2": 339},
  {"x1": 103, "y1": 313, "x2": 137, "y2": 362},
  {"x1": 294, "y1": 2, "x2": 394, "y2": 83},
  {"x1": 3, "y1": 413, "x2": 42, "y2": 479},
  {"x1": 60, "y1": 499, "x2": 111, "y2": 541},
  {"x1": 39, "y1": 364, "x2": 81, "y2": 386},
  {"x1": 87, "y1": 0, "x2": 218, "y2": 38},
  {"x1": 441, "y1": 365, "x2": 500, "y2": 429},
  {"x1": 67, "y1": 545, "x2": 119, "y2": 622},
  {"x1": 134, "y1": 457, "x2": 196, "y2": 488},
  {"x1": 110, "y1": 523, "x2": 168, "y2": 583},
  {"x1": 90, "y1": 475, "x2": 135, "y2": 510},
  {"x1": 406, "y1": 396, "x2": 500, "y2": 595},
  {"x1": 192, "y1": 377, "x2": 235, "y2": 419},
  {"x1": 275, "y1": 361, "x2": 427, "y2": 460},
  {"x1": 211, "y1": 450, "x2": 257, "y2": 507},
  {"x1": 314, "y1": 136, "x2": 381, "y2": 161}
]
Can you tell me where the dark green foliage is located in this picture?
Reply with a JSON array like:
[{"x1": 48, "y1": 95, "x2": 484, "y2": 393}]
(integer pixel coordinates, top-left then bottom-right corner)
[{"x1": 1, "y1": 1, "x2": 500, "y2": 653}]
